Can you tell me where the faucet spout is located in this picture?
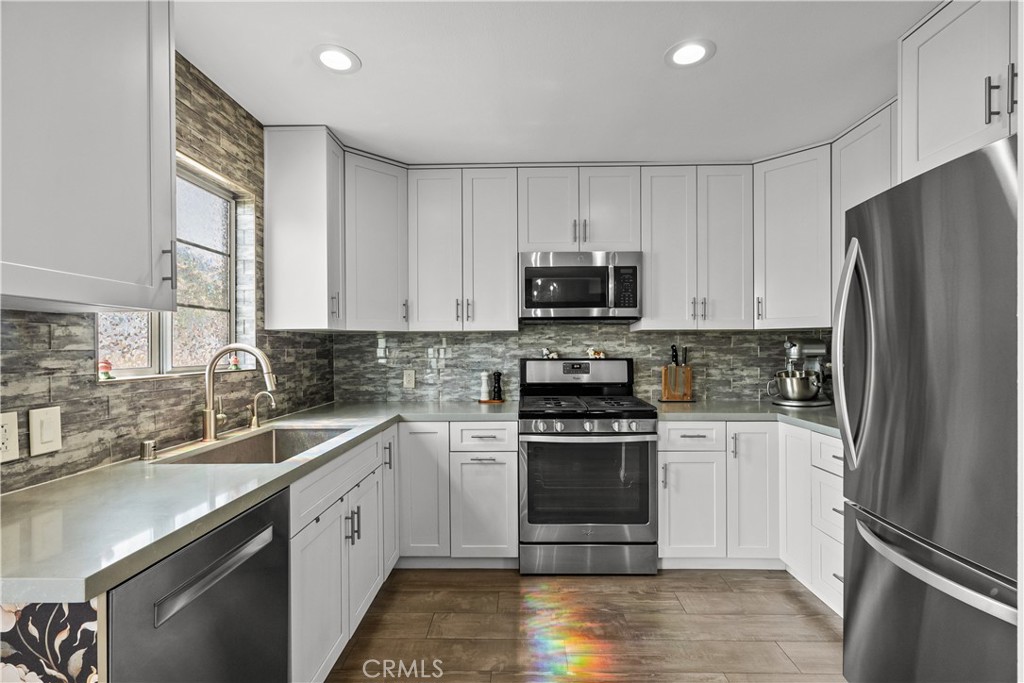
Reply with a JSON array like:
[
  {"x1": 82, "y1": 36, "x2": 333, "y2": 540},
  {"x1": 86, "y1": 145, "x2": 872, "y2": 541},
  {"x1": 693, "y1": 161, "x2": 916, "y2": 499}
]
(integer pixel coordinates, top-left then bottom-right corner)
[{"x1": 203, "y1": 343, "x2": 277, "y2": 441}]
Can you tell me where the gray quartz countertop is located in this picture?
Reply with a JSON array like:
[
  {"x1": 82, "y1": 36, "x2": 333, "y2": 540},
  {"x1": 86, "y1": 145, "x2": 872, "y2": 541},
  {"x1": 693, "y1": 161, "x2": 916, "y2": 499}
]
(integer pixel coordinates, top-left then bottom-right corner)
[{"x1": 0, "y1": 399, "x2": 836, "y2": 603}]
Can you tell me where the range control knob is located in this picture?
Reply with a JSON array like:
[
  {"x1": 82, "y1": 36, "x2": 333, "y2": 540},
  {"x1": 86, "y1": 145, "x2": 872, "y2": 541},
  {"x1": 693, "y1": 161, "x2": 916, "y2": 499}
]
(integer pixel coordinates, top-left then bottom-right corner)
[
  {"x1": 611, "y1": 421, "x2": 622, "y2": 432},
  {"x1": 583, "y1": 420, "x2": 595, "y2": 432},
  {"x1": 628, "y1": 421, "x2": 639, "y2": 432},
  {"x1": 534, "y1": 421, "x2": 548, "y2": 433},
  {"x1": 554, "y1": 421, "x2": 565, "y2": 432}
]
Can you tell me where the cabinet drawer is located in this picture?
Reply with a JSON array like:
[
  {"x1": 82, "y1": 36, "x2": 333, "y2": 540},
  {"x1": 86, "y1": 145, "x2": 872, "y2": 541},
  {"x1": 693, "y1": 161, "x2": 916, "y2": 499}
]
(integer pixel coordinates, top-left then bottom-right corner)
[
  {"x1": 811, "y1": 432, "x2": 845, "y2": 477},
  {"x1": 812, "y1": 528, "x2": 844, "y2": 616},
  {"x1": 811, "y1": 468, "x2": 845, "y2": 543},
  {"x1": 449, "y1": 421, "x2": 518, "y2": 451},
  {"x1": 658, "y1": 422, "x2": 726, "y2": 451},
  {"x1": 290, "y1": 435, "x2": 381, "y2": 535}
]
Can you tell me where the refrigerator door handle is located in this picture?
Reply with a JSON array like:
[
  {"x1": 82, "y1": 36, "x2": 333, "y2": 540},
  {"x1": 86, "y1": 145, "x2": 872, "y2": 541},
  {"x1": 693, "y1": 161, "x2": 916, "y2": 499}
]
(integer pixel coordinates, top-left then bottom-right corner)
[
  {"x1": 856, "y1": 520, "x2": 1018, "y2": 626},
  {"x1": 833, "y1": 237, "x2": 876, "y2": 470}
]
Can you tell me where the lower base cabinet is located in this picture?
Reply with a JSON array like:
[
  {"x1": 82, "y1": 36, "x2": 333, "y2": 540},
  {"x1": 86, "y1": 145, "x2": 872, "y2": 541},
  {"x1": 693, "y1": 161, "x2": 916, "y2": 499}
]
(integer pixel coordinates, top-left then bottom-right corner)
[
  {"x1": 658, "y1": 451, "x2": 727, "y2": 558},
  {"x1": 812, "y1": 527, "x2": 844, "y2": 614},
  {"x1": 346, "y1": 468, "x2": 384, "y2": 632},
  {"x1": 398, "y1": 423, "x2": 451, "y2": 556},
  {"x1": 449, "y1": 451, "x2": 518, "y2": 558},
  {"x1": 381, "y1": 425, "x2": 400, "y2": 576},
  {"x1": 779, "y1": 424, "x2": 813, "y2": 582}
]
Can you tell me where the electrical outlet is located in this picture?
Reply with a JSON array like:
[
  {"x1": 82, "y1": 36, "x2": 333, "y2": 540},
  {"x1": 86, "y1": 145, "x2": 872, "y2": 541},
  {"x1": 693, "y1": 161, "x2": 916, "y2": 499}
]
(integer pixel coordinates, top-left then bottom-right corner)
[
  {"x1": 403, "y1": 369, "x2": 416, "y2": 389},
  {"x1": 0, "y1": 412, "x2": 19, "y2": 463}
]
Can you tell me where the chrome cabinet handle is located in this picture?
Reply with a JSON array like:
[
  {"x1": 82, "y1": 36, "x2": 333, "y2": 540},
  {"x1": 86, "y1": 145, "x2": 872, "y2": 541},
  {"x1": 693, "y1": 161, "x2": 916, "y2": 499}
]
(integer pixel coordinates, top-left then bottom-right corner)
[
  {"x1": 1008, "y1": 63, "x2": 1018, "y2": 115},
  {"x1": 831, "y1": 454, "x2": 845, "y2": 462},
  {"x1": 582, "y1": 218, "x2": 588, "y2": 243},
  {"x1": 383, "y1": 442, "x2": 393, "y2": 469},
  {"x1": 330, "y1": 292, "x2": 340, "y2": 318},
  {"x1": 833, "y1": 237, "x2": 876, "y2": 472},
  {"x1": 465, "y1": 299, "x2": 471, "y2": 321},
  {"x1": 856, "y1": 520, "x2": 1017, "y2": 626},
  {"x1": 572, "y1": 218, "x2": 578, "y2": 243},
  {"x1": 701, "y1": 297, "x2": 707, "y2": 320},
  {"x1": 985, "y1": 75, "x2": 1002, "y2": 124},
  {"x1": 470, "y1": 434, "x2": 498, "y2": 439},
  {"x1": 456, "y1": 298, "x2": 461, "y2": 321},
  {"x1": 154, "y1": 525, "x2": 272, "y2": 627},
  {"x1": 756, "y1": 296, "x2": 763, "y2": 320},
  {"x1": 691, "y1": 297, "x2": 697, "y2": 321},
  {"x1": 730, "y1": 433, "x2": 737, "y2": 458},
  {"x1": 402, "y1": 299, "x2": 409, "y2": 322},
  {"x1": 469, "y1": 456, "x2": 498, "y2": 462},
  {"x1": 831, "y1": 507, "x2": 844, "y2": 516},
  {"x1": 662, "y1": 463, "x2": 667, "y2": 489},
  {"x1": 676, "y1": 434, "x2": 708, "y2": 439},
  {"x1": 832, "y1": 573, "x2": 845, "y2": 584},
  {"x1": 161, "y1": 240, "x2": 178, "y2": 290},
  {"x1": 345, "y1": 513, "x2": 356, "y2": 545},
  {"x1": 354, "y1": 505, "x2": 362, "y2": 540}
]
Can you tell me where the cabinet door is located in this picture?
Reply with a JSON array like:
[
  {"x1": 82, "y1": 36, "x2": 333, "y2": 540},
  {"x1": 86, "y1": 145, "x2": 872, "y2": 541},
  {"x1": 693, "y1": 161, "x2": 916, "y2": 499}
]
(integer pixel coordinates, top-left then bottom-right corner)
[
  {"x1": 658, "y1": 451, "x2": 727, "y2": 558},
  {"x1": 449, "y1": 452, "x2": 518, "y2": 558},
  {"x1": 900, "y1": 1, "x2": 1013, "y2": 180},
  {"x1": 699, "y1": 166, "x2": 754, "y2": 329},
  {"x1": 726, "y1": 422, "x2": 779, "y2": 558},
  {"x1": 265, "y1": 127, "x2": 345, "y2": 331},
  {"x1": 778, "y1": 424, "x2": 812, "y2": 582},
  {"x1": 381, "y1": 426, "x2": 400, "y2": 577},
  {"x1": 753, "y1": 146, "x2": 831, "y2": 329},
  {"x1": 811, "y1": 528, "x2": 844, "y2": 616},
  {"x1": 409, "y1": 169, "x2": 463, "y2": 331},
  {"x1": 345, "y1": 153, "x2": 409, "y2": 330},
  {"x1": 398, "y1": 423, "x2": 451, "y2": 556},
  {"x1": 517, "y1": 167, "x2": 580, "y2": 251},
  {"x1": 635, "y1": 167, "x2": 697, "y2": 330},
  {"x1": 579, "y1": 167, "x2": 642, "y2": 251},
  {"x1": 463, "y1": 168, "x2": 519, "y2": 331},
  {"x1": 290, "y1": 501, "x2": 346, "y2": 683},
  {"x1": 345, "y1": 468, "x2": 383, "y2": 634},
  {"x1": 831, "y1": 106, "x2": 895, "y2": 307},
  {"x1": 1, "y1": 1, "x2": 175, "y2": 312}
]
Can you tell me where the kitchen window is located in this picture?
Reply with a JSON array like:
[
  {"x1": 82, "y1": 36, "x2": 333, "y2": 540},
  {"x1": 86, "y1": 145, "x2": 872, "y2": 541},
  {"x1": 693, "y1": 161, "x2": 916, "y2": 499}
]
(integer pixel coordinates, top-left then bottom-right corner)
[{"x1": 97, "y1": 166, "x2": 249, "y2": 378}]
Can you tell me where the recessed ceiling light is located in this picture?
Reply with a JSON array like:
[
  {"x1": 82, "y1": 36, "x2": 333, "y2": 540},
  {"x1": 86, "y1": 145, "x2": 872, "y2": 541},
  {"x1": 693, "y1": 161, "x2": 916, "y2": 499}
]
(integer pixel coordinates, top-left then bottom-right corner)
[
  {"x1": 315, "y1": 44, "x2": 361, "y2": 74},
  {"x1": 665, "y1": 39, "x2": 716, "y2": 67}
]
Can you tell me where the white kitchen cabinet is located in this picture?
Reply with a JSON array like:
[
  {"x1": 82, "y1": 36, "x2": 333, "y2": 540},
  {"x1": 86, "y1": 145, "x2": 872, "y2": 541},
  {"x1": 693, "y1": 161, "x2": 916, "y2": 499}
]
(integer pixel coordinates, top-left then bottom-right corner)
[
  {"x1": 449, "y1": 451, "x2": 518, "y2": 558},
  {"x1": 345, "y1": 153, "x2": 409, "y2": 330},
  {"x1": 811, "y1": 527, "x2": 845, "y2": 616},
  {"x1": 753, "y1": 145, "x2": 831, "y2": 329},
  {"x1": 658, "y1": 451, "x2": 727, "y2": 558},
  {"x1": 398, "y1": 423, "x2": 451, "y2": 556},
  {"x1": 1, "y1": 1, "x2": 175, "y2": 312},
  {"x1": 381, "y1": 425, "x2": 400, "y2": 576},
  {"x1": 265, "y1": 127, "x2": 345, "y2": 330},
  {"x1": 449, "y1": 421, "x2": 518, "y2": 451},
  {"x1": 634, "y1": 166, "x2": 698, "y2": 330},
  {"x1": 344, "y1": 468, "x2": 384, "y2": 633},
  {"x1": 699, "y1": 166, "x2": 755, "y2": 329},
  {"x1": 289, "y1": 499, "x2": 347, "y2": 683},
  {"x1": 408, "y1": 169, "x2": 464, "y2": 330},
  {"x1": 658, "y1": 422, "x2": 727, "y2": 452},
  {"x1": 811, "y1": 467, "x2": 845, "y2": 543},
  {"x1": 831, "y1": 106, "x2": 896, "y2": 306},
  {"x1": 778, "y1": 424, "x2": 813, "y2": 583},
  {"x1": 811, "y1": 431, "x2": 846, "y2": 477},
  {"x1": 462, "y1": 168, "x2": 519, "y2": 331},
  {"x1": 899, "y1": 1, "x2": 1016, "y2": 180},
  {"x1": 518, "y1": 167, "x2": 640, "y2": 252},
  {"x1": 408, "y1": 168, "x2": 518, "y2": 331},
  {"x1": 726, "y1": 422, "x2": 780, "y2": 558}
]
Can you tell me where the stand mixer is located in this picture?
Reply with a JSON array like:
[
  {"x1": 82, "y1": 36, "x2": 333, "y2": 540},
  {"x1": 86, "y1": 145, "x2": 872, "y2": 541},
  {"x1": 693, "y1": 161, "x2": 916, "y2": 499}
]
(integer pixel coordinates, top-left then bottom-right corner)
[{"x1": 767, "y1": 337, "x2": 833, "y2": 407}]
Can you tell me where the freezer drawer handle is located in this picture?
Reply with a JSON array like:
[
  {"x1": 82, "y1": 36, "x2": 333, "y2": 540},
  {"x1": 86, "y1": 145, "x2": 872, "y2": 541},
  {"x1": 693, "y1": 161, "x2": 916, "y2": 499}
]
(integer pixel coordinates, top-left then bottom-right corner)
[
  {"x1": 856, "y1": 520, "x2": 1017, "y2": 626},
  {"x1": 153, "y1": 525, "x2": 273, "y2": 628}
]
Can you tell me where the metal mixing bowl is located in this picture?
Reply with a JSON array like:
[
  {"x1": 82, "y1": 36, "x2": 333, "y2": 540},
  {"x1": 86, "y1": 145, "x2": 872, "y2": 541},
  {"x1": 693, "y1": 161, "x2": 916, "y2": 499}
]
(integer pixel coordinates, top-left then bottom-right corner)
[{"x1": 767, "y1": 370, "x2": 821, "y2": 400}]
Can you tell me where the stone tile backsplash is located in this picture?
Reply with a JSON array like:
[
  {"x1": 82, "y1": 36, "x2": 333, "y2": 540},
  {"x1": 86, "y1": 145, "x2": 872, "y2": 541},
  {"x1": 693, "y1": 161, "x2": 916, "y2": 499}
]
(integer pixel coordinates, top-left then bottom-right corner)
[{"x1": 334, "y1": 325, "x2": 831, "y2": 404}]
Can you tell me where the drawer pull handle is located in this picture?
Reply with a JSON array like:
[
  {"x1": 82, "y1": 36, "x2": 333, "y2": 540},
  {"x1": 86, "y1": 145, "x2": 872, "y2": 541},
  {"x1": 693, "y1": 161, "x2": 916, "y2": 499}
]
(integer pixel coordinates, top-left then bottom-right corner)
[
  {"x1": 470, "y1": 456, "x2": 498, "y2": 462},
  {"x1": 831, "y1": 507, "x2": 844, "y2": 516},
  {"x1": 676, "y1": 434, "x2": 708, "y2": 439},
  {"x1": 470, "y1": 434, "x2": 499, "y2": 439},
  {"x1": 831, "y1": 454, "x2": 844, "y2": 462},
  {"x1": 832, "y1": 573, "x2": 845, "y2": 584}
]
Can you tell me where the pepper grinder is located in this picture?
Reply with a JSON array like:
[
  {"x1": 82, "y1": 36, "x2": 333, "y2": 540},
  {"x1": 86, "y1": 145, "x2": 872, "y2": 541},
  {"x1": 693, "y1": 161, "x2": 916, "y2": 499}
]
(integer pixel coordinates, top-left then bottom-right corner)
[{"x1": 491, "y1": 371, "x2": 503, "y2": 402}]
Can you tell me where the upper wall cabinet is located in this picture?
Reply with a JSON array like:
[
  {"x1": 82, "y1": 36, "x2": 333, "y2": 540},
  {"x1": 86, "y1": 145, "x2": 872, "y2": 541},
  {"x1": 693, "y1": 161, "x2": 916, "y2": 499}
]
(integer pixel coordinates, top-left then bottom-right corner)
[
  {"x1": 408, "y1": 168, "x2": 519, "y2": 332},
  {"x1": 345, "y1": 154, "x2": 409, "y2": 331},
  {"x1": 264, "y1": 127, "x2": 345, "y2": 331},
  {"x1": 899, "y1": 0, "x2": 1016, "y2": 180},
  {"x1": 830, "y1": 105, "x2": 896, "y2": 306},
  {"x1": 1, "y1": 1, "x2": 175, "y2": 312},
  {"x1": 753, "y1": 146, "x2": 832, "y2": 329},
  {"x1": 517, "y1": 167, "x2": 641, "y2": 252}
]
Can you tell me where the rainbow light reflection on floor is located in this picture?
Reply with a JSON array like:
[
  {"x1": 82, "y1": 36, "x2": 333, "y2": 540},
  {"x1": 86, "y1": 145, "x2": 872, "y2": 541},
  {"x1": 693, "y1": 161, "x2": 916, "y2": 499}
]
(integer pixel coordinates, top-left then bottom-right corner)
[{"x1": 517, "y1": 582, "x2": 616, "y2": 679}]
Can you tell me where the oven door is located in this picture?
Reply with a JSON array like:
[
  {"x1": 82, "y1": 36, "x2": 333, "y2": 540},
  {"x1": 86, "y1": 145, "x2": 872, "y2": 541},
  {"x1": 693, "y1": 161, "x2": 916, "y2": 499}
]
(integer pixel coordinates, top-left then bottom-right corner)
[{"x1": 519, "y1": 434, "x2": 657, "y2": 543}]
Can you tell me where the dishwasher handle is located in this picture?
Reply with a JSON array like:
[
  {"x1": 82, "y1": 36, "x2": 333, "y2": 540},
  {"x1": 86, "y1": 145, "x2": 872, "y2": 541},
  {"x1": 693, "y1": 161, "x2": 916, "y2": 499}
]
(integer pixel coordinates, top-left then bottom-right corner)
[{"x1": 154, "y1": 525, "x2": 274, "y2": 627}]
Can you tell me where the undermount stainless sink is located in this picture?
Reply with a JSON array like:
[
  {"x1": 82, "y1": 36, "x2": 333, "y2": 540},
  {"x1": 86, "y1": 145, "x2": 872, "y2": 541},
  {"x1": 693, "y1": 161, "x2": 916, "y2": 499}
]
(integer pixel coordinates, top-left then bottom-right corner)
[{"x1": 160, "y1": 428, "x2": 350, "y2": 465}]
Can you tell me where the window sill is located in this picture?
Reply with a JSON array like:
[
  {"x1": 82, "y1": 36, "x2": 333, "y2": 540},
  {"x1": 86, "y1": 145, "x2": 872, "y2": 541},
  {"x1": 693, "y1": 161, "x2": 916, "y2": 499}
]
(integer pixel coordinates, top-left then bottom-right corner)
[{"x1": 97, "y1": 367, "x2": 258, "y2": 384}]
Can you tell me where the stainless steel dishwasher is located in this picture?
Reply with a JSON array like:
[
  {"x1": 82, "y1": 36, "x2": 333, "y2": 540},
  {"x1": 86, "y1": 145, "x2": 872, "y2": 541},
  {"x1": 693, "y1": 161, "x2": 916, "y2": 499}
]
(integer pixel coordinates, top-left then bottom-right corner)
[{"x1": 109, "y1": 490, "x2": 289, "y2": 682}]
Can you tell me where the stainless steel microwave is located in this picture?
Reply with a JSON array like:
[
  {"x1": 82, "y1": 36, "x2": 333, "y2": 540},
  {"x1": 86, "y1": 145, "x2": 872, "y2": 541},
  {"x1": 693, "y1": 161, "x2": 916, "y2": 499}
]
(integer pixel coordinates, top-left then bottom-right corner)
[{"x1": 519, "y1": 251, "x2": 642, "y2": 321}]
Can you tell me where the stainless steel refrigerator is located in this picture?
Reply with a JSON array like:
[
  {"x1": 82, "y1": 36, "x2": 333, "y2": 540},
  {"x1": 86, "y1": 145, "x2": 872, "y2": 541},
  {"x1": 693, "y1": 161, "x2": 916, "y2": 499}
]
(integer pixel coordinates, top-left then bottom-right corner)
[{"x1": 836, "y1": 134, "x2": 1018, "y2": 682}]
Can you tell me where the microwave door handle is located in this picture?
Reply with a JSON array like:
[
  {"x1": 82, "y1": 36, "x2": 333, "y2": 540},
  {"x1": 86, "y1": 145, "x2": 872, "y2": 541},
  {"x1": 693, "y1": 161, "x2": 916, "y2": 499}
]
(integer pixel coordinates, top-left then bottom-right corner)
[{"x1": 608, "y1": 267, "x2": 616, "y2": 310}]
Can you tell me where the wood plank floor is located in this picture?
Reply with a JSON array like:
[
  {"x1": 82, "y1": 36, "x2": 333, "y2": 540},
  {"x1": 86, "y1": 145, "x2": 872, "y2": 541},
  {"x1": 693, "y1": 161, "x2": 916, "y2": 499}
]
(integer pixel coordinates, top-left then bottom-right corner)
[{"x1": 327, "y1": 569, "x2": 846, "y2": 683}]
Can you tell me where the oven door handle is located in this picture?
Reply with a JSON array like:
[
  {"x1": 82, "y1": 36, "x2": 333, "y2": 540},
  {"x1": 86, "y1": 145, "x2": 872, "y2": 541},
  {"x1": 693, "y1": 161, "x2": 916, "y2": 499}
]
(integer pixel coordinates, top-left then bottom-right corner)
[{"x1": 519, "y1": 434, "x2": 657, "y2": 444}]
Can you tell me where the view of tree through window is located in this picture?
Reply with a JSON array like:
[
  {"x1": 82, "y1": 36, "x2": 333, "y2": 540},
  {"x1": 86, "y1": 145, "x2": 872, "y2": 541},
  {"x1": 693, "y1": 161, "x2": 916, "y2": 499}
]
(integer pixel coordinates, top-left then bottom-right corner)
[{"x1": 97, "y1": 171, "x2": 236, "y2": 377}]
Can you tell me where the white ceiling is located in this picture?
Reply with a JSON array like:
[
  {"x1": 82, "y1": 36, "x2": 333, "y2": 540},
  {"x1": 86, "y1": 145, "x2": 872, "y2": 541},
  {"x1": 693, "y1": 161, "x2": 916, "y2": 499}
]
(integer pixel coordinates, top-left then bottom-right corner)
[{"x1": 175, "y1": 1, "x2": 938, "y2": 165}]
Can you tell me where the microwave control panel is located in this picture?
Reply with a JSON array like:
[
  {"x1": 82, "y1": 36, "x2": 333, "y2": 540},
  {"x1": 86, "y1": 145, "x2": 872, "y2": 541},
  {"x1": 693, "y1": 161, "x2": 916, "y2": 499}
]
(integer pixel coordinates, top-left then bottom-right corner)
[{"x1": 613, "y1": 266, "x2": 638, "y2": 308}]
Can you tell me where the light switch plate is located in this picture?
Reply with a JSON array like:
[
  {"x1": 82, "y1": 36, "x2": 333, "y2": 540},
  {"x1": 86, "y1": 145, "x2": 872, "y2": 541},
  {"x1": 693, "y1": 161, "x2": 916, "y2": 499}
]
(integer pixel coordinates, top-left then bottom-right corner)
[
  {"x1": 0, "y1": 412, "x2": 19, "y2": 462},
  {"x1": 29, "y1": 406, "x2": 62, "y2": 457},
  {"x1": 403, "y1": 369, "x2": 416, "y2": 389}
]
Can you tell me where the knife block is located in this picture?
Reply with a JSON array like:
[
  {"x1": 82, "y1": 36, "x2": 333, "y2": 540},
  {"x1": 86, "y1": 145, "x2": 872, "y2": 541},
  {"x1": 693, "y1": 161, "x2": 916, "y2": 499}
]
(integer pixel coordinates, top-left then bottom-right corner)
[{"x1": 661, "y1": 365, "x2": 693, "y2": 401}]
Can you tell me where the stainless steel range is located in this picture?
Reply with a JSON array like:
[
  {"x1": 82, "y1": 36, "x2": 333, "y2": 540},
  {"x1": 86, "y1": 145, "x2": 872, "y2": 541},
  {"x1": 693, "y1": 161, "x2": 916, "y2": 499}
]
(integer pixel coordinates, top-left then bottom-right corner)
[{"x1": 518, "y1": 358, "x2": 658, "y2": 575}]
